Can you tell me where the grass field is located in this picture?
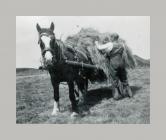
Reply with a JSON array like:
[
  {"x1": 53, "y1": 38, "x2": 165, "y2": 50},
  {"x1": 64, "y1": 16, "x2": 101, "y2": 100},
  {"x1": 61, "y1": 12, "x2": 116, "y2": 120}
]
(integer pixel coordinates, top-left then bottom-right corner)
[{"x1": 16, "y1": 67, "x2": 150, "y2": 124}]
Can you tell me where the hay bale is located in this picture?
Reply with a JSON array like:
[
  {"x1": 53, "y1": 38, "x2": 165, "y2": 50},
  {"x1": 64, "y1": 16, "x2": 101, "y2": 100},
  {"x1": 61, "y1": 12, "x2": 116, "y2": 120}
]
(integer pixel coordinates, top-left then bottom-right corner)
[{"x1": 65, "y1": 28, "x2": 136, "y2": 82}]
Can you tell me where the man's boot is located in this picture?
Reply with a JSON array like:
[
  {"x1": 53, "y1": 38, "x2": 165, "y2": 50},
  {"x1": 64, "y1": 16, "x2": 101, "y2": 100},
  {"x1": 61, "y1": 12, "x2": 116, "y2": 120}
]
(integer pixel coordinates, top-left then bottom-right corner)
[
  {"x1": 123, "y1": 82, "x2": 133, "y2": 98},
  {"x1": 112, "y1": 80, "x2": 122, "y2": 100},
  {"x1": 126, "y1": 85, "x2": 133, "y2": 97},
  {"x1": 112, "y1": 87, "x2": 121, "y2": 100}
]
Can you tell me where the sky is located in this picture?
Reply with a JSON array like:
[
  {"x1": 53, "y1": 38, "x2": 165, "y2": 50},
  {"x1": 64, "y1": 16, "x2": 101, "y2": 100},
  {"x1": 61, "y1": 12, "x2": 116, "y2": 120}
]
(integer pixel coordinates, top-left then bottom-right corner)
[{"x1": 16, "y1": 16, "x2": 150, "y2": 68}]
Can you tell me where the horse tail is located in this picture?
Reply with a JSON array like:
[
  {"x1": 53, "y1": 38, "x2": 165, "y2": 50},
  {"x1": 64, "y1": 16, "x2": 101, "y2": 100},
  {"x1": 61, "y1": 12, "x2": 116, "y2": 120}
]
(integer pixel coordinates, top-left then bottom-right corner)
[{"x1": 122, "y1": 43, "x2": 137, "y2": 69}]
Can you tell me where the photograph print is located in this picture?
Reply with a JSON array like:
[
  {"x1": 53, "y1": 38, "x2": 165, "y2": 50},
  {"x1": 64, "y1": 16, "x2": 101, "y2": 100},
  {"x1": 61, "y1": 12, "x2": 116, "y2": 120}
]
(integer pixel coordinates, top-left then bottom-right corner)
[{"x1": 16, "y1": 16, "x2": 150, "y2": 124}]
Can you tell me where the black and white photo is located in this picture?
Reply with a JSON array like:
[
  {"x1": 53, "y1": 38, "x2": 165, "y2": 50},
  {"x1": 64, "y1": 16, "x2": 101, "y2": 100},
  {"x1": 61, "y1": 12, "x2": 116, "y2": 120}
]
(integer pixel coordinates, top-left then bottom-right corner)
[{"x1": 16, "y1": 16, "x2": 150, "y2": 124}]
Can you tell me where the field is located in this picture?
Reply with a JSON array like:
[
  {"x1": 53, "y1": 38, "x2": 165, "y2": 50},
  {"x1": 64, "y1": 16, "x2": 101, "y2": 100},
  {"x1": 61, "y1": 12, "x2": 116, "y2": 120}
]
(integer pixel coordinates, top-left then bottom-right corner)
[{"x1": 16, "y1": 66, "x2": 150, "y2": 124}]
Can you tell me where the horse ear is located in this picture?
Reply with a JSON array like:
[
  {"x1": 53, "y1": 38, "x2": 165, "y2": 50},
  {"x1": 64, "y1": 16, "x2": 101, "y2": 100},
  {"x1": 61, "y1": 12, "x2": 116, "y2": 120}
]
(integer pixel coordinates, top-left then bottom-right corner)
[
  {"x1": 50, "y1": 22, "x2": 54, "y2": 31},
  {"x1": 36, "y1": 23, "x2": 41, "y2": 32}
]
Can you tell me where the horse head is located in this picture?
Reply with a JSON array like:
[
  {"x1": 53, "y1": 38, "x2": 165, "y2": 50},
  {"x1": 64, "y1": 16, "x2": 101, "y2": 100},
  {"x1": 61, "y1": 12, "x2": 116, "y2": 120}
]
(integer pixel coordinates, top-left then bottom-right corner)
[{"x1": 36, "y1": 22, "x2": 60, "y2": 68}]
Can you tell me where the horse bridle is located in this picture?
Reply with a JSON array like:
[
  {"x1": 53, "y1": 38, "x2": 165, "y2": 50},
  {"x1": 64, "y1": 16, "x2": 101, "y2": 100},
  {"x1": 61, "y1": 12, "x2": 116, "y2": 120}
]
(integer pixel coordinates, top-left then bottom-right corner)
[
  {"x1": 38, "y1": 32, "x2": 63, "y2": 65},
  {"x1": 38, "y1": 32, "x2": 55, "y2": 44}
]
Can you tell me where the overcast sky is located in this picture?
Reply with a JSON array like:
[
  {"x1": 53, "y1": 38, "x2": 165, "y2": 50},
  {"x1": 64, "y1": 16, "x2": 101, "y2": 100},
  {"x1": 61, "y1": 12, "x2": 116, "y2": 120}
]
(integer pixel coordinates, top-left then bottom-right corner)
[{"x1": 16, "y1": 16, "x2": 150, "y2": 68}]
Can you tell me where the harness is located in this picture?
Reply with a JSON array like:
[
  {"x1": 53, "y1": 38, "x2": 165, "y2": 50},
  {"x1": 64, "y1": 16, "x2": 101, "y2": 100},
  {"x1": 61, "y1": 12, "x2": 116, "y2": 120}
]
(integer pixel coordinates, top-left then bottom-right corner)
[
  {"x1": 38, "y1": 32, "x2": 62, "y2": 63},
  {"x1": 38, "y1": 32, "x2": 54, "y2": 44},
  {"x1": 38, "y1": 32, "x2": 93, "y2": 77}
]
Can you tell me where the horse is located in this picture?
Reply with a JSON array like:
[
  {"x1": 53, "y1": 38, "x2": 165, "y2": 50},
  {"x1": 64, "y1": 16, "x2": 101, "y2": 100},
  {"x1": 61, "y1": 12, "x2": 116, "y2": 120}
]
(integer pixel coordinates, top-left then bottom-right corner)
[
  {"x1": 36, "y1": 22, "x2": 136, "y2": 117},
  {"x1": 36, "y1": 22, "x2": 94, "y2": 117}
]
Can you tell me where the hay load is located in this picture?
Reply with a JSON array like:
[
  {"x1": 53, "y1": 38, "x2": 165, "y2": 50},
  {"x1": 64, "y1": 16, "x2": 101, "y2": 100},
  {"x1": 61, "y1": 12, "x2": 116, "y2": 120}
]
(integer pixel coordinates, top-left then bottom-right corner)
[{"x1": 65, "y1": 28, "x2": 136, "y2": 82}]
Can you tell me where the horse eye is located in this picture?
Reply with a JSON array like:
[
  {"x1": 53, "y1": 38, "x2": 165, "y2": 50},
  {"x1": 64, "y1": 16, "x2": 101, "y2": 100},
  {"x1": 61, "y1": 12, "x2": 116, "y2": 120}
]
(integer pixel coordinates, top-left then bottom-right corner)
[{"x1": 40, "y1": 41, "x2": 45, "y2": 49}]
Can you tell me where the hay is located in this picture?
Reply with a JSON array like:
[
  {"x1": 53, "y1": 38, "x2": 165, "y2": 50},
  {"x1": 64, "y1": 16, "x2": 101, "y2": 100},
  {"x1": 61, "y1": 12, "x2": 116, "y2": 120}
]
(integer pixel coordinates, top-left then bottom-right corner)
[
  {"x1": 85, "y1": 44, "x2": 110, "y2": 79},
  {"x1": 65, "y1": 28, "x2": 136, "y2": 82}
]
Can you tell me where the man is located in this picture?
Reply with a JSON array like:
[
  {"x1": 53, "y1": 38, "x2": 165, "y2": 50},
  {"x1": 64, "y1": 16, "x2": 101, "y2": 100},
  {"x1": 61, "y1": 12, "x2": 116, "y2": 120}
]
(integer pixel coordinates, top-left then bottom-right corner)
[{"x1": 95, "y1": 33, "x2": 133, "y2": 99}]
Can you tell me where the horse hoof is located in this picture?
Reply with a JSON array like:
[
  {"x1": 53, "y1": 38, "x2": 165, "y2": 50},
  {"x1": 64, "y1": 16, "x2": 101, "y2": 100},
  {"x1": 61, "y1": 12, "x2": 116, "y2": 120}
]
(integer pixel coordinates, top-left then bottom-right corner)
[
  {"x1": 51, "y1": 111, "x2": 59, "y2": 116},
  {"x1": 71, "y1": 112, "x2": 79, "y2": 118},
  {"x1": 79, "y1": 96, "x2": 85, "y2": 105}
]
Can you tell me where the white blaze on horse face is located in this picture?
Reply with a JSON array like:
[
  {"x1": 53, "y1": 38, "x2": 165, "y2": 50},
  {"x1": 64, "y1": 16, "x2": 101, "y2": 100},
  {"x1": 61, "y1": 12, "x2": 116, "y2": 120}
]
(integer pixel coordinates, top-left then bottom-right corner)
[
  {"x1": 51, "y1": 101, "x2": 60, "y2": 116},
  {"x1": 41, "y1": 36, "x2": 51, "y2": 49},
  {"x1": 45, "y1": 51, "x2": 53, "y2": 61},
  {"x1": 41, "y1": 36, "x2": 53, "y2": 61}
]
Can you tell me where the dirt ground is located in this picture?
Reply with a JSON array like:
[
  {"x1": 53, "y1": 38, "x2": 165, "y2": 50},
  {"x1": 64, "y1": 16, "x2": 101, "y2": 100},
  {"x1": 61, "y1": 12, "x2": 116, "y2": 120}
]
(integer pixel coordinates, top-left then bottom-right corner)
[{"x1": 16, "y1": 67, "x2": 150, "y2": 124}]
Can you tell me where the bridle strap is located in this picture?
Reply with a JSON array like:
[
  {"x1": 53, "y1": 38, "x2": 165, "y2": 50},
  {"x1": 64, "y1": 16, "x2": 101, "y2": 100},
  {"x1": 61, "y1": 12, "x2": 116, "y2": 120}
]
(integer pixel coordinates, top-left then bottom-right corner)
[
  {"x1": 38, "y1": 32, "x2": 55, "y2": 44},
  {"x1": 41, "y1": 48, "x2": 52, "y2": 56},
  {"x1": 40, "y1": 33, "x2": 50, "y2": 37},
  {"x1": 38, "y1": 32, "x2": 65, "y2": 64}
]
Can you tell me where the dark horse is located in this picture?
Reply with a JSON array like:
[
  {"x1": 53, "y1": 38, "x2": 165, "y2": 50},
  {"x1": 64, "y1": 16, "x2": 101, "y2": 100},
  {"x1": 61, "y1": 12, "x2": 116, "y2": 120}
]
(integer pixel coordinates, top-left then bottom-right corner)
[
  {"x1": 36, "y1": 22, "x2": 93, "y2": 117},
  {"x1": 36, "y1": 22, "x2": 135, "y2": 117}
]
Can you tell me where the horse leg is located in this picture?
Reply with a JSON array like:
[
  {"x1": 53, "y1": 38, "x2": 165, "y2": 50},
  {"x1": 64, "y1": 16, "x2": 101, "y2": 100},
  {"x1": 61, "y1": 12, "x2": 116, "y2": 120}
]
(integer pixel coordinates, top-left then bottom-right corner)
[
  {"x1": 82, "y1": 78, "x2": 88, "y2": 100},
  {"x1": 118, "y1": 67, "x2": 133, "y2": 98},
  {"x1": 76, "y1": 78, "x2": 88, "y2": 104},
  {"x1": 50, "y1": 77, "x2": 60, "y2": 116},
  {"x1": 74, "y1": 81, "x2": 80, "y2": 103},
  {"x1": 68, "y1": 82, "x2": 79, "y2": 117}
]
